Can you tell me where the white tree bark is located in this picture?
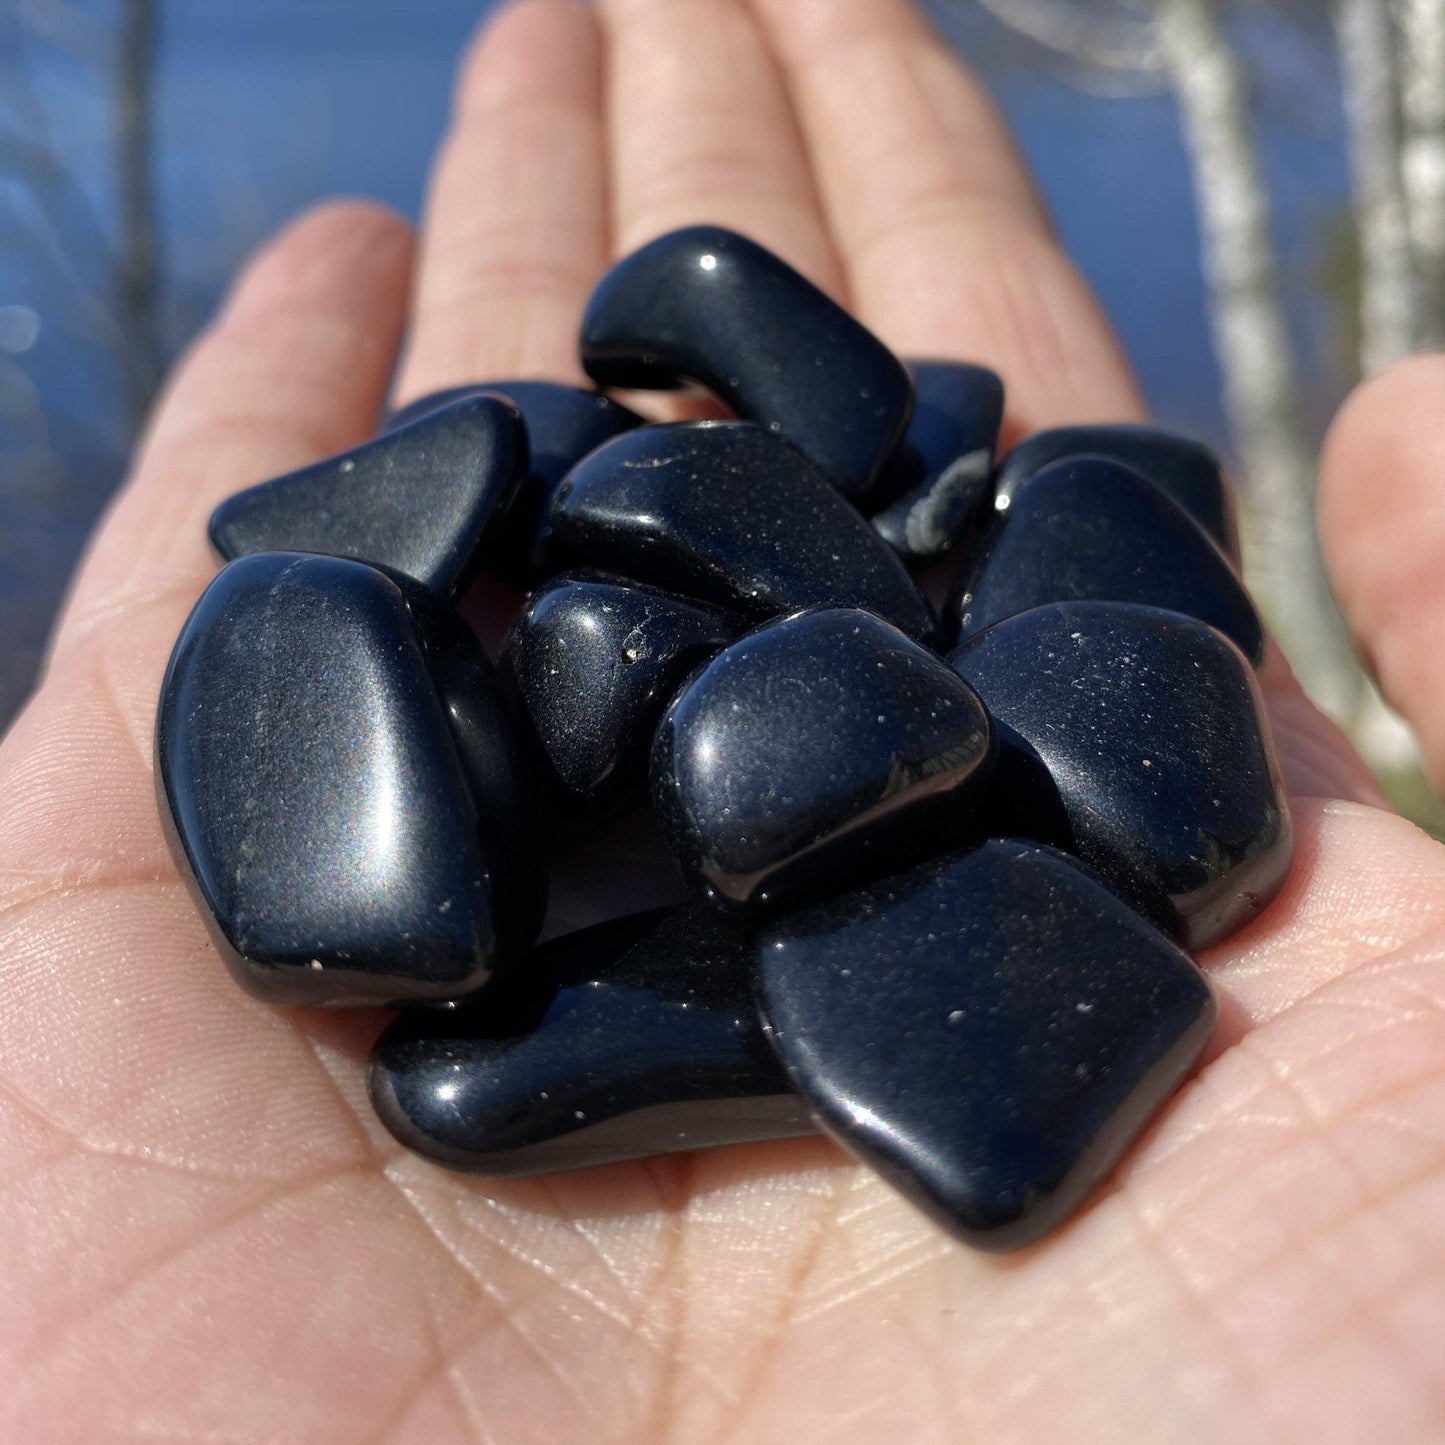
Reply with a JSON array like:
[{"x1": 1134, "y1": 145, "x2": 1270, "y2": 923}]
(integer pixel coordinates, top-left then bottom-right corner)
[
  {"x1": 969, "y1": 0, "x2": 1164, "y2": 71},
  {"x1": 1400, "y1": 0, "x2": 1445, "y2": 347},
  {"x1": 1153, "y1": 0, "x2": 1361, "y2": 718},
  {"x1": 1334, "y1": 0, "x2": 1427, "y2": 769},
  {"x1": 1336, "y1": 0, "x2": 1416, "y2": 370}
]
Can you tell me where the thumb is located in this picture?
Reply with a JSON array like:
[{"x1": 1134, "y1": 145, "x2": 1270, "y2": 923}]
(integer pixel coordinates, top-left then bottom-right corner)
[{"x1": 1318, "y1": 353, "x2": 1445, "y2": 791}]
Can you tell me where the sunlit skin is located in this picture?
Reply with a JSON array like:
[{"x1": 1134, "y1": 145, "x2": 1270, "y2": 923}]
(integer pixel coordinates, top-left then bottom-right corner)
[{"x1": 2, "y1": 0, "x2": 1444, "y2": 1439}]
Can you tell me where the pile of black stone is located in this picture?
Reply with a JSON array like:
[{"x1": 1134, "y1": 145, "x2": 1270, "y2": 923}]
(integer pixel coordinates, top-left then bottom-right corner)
[{"x1": 156, "y1": 226, "x2": 1290, "y2": 1251}]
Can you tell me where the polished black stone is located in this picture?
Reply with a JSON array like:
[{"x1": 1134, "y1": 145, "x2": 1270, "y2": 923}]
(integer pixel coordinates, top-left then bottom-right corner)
[
  {"x1": 209, "y1": 394, "x2": 527, "y2": 597},
  {"x1": 396, "y1": 572, "x2": 549, "y2": 957},
  {"x1": 651, "y1": 609, "x2": 993, "y2": 909},
  {"x1": 947, "y1": 456, "x2": 1264, "y2": 663},
  {"x1": 369, "y1": 906, "x2": 815, "y2": 1174},
  {"x1": 580, "y1": 225, "x2": 913, "y2": 501},
  {"x1": 949, "y1": 600, "x2": 1290, "y2": 949},
  {"x1": 551, "y1": 421, "x2": 938, "y2": 642},
  {"x1": 871, "y1": 361, "x2": 1005, "y2": 560},
  {"x1": 383, "y1": 385, "x2": 495, "y2": 432},
  {"x1": 501, "y1": 574, "x2": 737, "y2": 809},
  {"x1": 995, "y1": 423, "x2": 1239, "y2": 563},
  {"x1": 755, "y1": 838, "x2": 1216, "y2": 1250},
  {"x1": 385, "y1": 382, "x2": 643, "y2": 583},
  {"x1": 155, "y1": 551, "x2": 544, "y2": 1007}
]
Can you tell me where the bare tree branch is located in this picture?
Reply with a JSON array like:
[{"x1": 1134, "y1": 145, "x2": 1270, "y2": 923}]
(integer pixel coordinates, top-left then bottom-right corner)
[
  {"x1": 970, "y1": 0, "x2": 1165, "y2": 71},
  {"x1": 1400, "y1": 0, "x2": 1445, "y2": 346},
  {"x1": 1336, "y1": 0, "x2": 1416, "y2": 369},
  {"x1": 115, "y1": 0, "x2": 161, "y2": 427},
  {"x1": 0, "y1": 5, "x2": 121, "y2": 281},
  {"x1": 11, "y1": 0, "x2": 107, "y2": 64},
  {"x1": 3, "y1": 0, "x2": 165, "y2": 429}
]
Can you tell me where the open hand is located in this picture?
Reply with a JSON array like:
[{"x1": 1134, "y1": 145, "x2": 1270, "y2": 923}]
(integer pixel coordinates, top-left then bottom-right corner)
[{"x1": 3, "y1": 1, "x2": 1444, "y2": 1439}]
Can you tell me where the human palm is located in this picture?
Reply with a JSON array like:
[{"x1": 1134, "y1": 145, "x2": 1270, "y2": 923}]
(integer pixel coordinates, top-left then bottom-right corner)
[{"x1": 5, "y1": 0, "x2": 1445, "y2": 1440}]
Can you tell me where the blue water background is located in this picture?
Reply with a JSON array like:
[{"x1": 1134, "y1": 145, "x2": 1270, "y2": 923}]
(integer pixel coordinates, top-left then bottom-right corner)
[{"x1": 0, "y1": 0, "x2": 1355, "y2": 723}]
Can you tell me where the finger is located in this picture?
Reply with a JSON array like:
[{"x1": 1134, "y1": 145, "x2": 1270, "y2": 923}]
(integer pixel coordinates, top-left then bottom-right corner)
[
  {"x1": 748, "y1": 0, "x2": 1383, "y2": 809},
  {"x1": 1261, "y1": 654, "x2": 1385, "y2": 807},
  {"x1": 1319, "y1": 353, "x2": 1445, "y2": 788},
  {"x1": 49, "y1": 200, "x2": 414, "y2": 663},
  {"x1": 0, "y1": 196, "x2": 421, "y2": 1368},
  {"x1": 0, "y1": 199, "x2": 413, "y2": 1070},
  {"x1": 393, "y1": 0, "x2": 606, "y2": 401},
  {"x1": 746, "y1": 0, "x2": 1142, "y2": 433},
  {"x1": 598, "y1": 0, "x2": 844, "y2": 293}
]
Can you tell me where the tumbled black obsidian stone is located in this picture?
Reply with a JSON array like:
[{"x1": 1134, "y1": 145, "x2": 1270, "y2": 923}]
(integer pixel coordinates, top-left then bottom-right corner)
[
  {"x1": 755, "y1": 838, "x2": 1216, "y2": 1251},
  {"x1": 551, "y1": 420, "x2": 938, "y2": 643},
  {"x1": 947, "y1": 456, "x2": 1263, "y2": 662},
  {"x1": 394, "y1": 573, "x2": 549, "y2": 957},
  {"x1": 870, "y1": 361, "x2": 1005, "y2": 560},
  {"x1": 949, "y1": 600, "x2": 1290, "y2": 949},
  {"x1": 651, "y1": 609, "x2": 994, "y2": 909},
  {"x1": 579, "y1": 225, "x2": 913, "y2": 501},
  {"x1": 155, "y1": 551, "x2": 544, "y2": 1007},
  {"x1": 501, "y1": 573, "x2": 737, "y2": 810},
  {"x1": 369, "y1": 906, "x2": 815, "y2": 1174},
  {"x1": 995, "y1": 423, "x2": 1238, "y2": 563},
  {"x1": 383, "y1": 385, "x2": 493, "y2": 432},
  {"x1": 209, "y1": 394, "x2": 527, "y2": 597},
  {"x1": 385, "y1": 381, "x2": 643, "y2": 583}
]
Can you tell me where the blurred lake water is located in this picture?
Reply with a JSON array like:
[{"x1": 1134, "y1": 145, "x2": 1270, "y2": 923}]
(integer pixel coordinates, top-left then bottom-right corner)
[{"x1": 0, "y1": 0, "x2": 1354, "y2": 724}]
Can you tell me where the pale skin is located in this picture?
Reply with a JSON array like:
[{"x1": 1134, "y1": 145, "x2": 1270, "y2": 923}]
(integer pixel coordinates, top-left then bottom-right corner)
[{"x1": 2, "y1": 0, "x2": 1445, "y2": 1439}]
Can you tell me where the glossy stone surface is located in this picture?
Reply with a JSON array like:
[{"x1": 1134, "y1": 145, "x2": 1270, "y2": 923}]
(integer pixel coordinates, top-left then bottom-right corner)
[
  {"x1": 580, "y1": 225, "x2": 913, "y2": 501},
  {"x1": 369, "y1": 906, "x2": 815, "y2": 1174},
  {"x1": 209, "y1": 395, "x2": 527, "y2": 597},
  {"x1": 156, "y1": 551, "x2": 543, "y2": 1006},
  {"x1": 394, "y1": 572, "x2": 549, "y2": 957},
  {"x1": 947, "y1": 456, "x2": 1264, "y2": 663},
  {"x1": 871, "y1": 361, "x2": 1005, "y2": 560},
  {"x1": 386, "y1": 381, "x2": 643, "y2": 583},
  {"x1": 383, "y1": 385, "x2": 494, "y2": 432},
  {"x1": 501, "y1": 574, "x2": 737, "y2": 809},
  {"x1": 995, "y1": 423, "x2": 1238, "y2": 563},
  {"x1": 652, "y1": 609, "x2": 993, "y2": 908},
  {"x1": 756, "y1": 839, "x2": 1216, "y2": 1250},
  {"x1": 551, "y1": 421, "x2": 937, "y2": 643},
  {"x1": 949, "y1": 600, "x2": 1290, "y2": 949}
]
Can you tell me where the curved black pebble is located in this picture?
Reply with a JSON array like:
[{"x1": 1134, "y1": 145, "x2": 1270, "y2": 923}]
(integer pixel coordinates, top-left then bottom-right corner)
[
  {"x1": 755, "y1": 839, "x2": 1216, "y2": 1251},
  {"x1": 870, "y1": 361, "x2": 1005, "y2": 560},
  {"x1": 995, "y1": 424, "x2": 1238, "y2": 563},
  {"x1": 209, "y1": 394, "x2": 527, "y2": 597},
  {"x1": 384, "y1": 381, "x2": 643, "y2": 583},
  {"x1": 579, "y1": 225, "x2": 913, "y2": 501},
  {"x1": 369, "y1": 907, "x2": 815, "y2": 1174},
  {"x1": 551, "y1": 421, "x2": 937, "y2": 643},
  {"x1": 651, "y1": 609, "x2": 994, "y2": 909},
  {"x1": 155, "y1": 552, "x2": 543, "y2": 1007},
  {"x1": 501, "y1": 574, "x2": 738, "y2": 809},
  {"x1": 947, "y1": 456, "x2": 1263, "y2": 663},
  {"x1": 396, "y1": 574, "x2": 549, "y2": 957},
  {"x1": 950, "y1": 600, "x2": 1291, "y2": 949}
]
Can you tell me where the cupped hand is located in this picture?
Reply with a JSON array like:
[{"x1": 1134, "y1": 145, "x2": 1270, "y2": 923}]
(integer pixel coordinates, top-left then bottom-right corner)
[{"x1": 3, "y1": 1, "x2": 1445, "y2": 1440}]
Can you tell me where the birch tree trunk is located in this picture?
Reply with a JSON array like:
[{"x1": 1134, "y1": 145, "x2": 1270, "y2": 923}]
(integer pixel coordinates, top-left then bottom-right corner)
[
  {"x1": 1153, "y1": 0, "x2": 1362, "y2": 719},
  {"x1": 1333, "y1": 0, "x2": 1425, "y2": 771},
  {"x1": 1400, "y1": 0, "x2": 1445, "y2": 348},
  {"x1": 1336, "y1": 0, "x2": 1416, "y2": 370}
]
